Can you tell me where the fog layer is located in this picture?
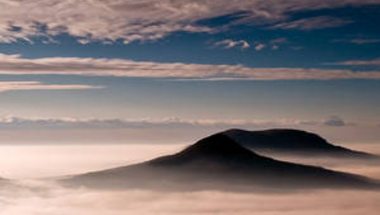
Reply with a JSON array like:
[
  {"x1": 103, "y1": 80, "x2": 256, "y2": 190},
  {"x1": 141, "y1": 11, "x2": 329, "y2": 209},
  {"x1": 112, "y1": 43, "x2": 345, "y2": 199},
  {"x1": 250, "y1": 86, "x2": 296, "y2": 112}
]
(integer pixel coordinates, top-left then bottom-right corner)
[
  {"x1": 0, "y1": 181, "x2": 379, "y2": 215},
  {"x1": 0, "y1": 144, "x2": 379, "y2": 214}
]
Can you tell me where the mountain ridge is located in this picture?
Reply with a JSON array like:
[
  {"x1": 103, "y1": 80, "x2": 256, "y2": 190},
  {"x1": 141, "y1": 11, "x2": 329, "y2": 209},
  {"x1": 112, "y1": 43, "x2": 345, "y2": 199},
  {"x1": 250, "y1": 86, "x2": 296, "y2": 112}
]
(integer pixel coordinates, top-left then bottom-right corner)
[
  {"x1": 63, "y1": 133, "x2": 380, "y2": 191},
  {"x1": 223, "y1": 128, "x2": 379, "y2": 159}
]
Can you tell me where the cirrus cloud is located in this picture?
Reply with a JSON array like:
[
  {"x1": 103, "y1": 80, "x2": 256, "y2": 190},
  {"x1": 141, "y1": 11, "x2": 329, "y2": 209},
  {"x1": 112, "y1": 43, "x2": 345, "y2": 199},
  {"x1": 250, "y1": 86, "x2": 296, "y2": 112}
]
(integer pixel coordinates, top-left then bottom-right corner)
[
  {"x1": 0, "y1": 81, "x2": 101, "y2": 93},
  {"x1": 1, "y1": 53, "x2": 380, "y2": 80},
  {"x1": 214, "y1": 39, "x2": 250, "y2": 50},
  {"x1": 339, "y1": 39, "x2": 380, "y2": 45},
  {"x1": 0, "y1": 117, "x2": 295, "y2": 130},
  {"x1": 0, "y1": 116, "x2": 360, "y2": 130},
  {"x1": 333, "y1": 58, "x2": 380, "y2": 66},
  {"x1": 270, "y1": 16, "x2": 352, "y2": 30},
  {"x1": 0, "y1": 0, "x2": 379, "y2": 44}
]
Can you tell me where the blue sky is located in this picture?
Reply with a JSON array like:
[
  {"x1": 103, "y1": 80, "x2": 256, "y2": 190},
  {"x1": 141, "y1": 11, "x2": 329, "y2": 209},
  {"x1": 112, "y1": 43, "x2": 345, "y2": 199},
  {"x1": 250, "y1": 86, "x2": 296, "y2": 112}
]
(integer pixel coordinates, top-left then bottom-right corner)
[{"x1": 0, "y1": 0, "x2": 380, "y2": 144}]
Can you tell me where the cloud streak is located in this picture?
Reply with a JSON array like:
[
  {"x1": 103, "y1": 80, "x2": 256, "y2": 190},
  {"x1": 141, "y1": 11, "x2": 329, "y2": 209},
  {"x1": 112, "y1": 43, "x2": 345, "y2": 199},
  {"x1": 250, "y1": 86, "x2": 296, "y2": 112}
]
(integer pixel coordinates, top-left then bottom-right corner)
[
  {"x1": 334, "y1": 58, "x2": 380, "y2": 66},
  {"x1": 1, "y1": 53, "x2": 380, "y2": 80},
  {"x1": 342, "y1": 39, "x2": 380, "y2": 45},
  {"x1": 270, "y1": 16, "x2": 352, "y2": 30},
  {"x1": 0, "y1": 116, "x2": 358, "y2": 130},
  {"x1": 0, "y1": 0, "x2": 379, "y2": 44},
  {"x1": 0, "y1": 117, "x2": 293, "y2": 130},
  {"x1": 214, "y1": 39, "x2": 250, "y2": 49},
  {"x1": 254, "y1": 43, "x2": 266, "y2": 51},
  {"x1": 323, "y1": 116, "x2": 346, "y2": 127},
  {"x1": 0, "y1": 81, "x2": 101, "y2": 93}
]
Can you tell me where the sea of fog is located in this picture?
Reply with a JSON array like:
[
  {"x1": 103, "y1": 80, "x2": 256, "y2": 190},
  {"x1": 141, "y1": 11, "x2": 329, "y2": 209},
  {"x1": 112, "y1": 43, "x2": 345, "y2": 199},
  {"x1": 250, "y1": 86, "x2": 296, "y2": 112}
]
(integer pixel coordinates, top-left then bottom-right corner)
[
  {"x1": 0, "y1": 144, "x2": 186, "y2": 179},
  {"x1": 0, "y1": 143, "x2": 379, "y2": 215}
]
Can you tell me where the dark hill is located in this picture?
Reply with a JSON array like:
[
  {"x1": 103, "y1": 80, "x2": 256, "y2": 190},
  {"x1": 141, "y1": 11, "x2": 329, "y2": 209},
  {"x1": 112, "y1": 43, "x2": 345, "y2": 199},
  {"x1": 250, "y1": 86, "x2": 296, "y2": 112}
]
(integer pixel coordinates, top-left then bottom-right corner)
[
  {"x1": 223, "y1": 129, "x2": 379, "y2": 159},
  {"x1": 63, "y1": 134, "x2": 380, "y2": 191}
]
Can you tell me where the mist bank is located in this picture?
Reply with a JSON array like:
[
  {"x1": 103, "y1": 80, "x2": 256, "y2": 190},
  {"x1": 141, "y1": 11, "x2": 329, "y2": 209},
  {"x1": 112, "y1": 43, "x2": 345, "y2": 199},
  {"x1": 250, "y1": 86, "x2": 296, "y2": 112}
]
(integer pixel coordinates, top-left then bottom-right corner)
[
  {"x1": 1, "y1": 181, "x2": 380, "y2": 215},
  {"x1": 0, "y1": 132, "x2": 379, "y2": 214},
  {"x1": 0, "y1": 144, "x2": 184, "y2": 179},
  {"x1": 0, "y1": 141, "x2": 379, "y2": 180}
]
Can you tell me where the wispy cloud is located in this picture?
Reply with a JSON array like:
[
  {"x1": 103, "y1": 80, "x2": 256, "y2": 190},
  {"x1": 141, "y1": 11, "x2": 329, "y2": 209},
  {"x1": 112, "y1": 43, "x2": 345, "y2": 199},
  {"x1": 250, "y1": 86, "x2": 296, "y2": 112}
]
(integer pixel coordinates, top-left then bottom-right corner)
[
  {"x1": 323, "y1": 116, "x2": 347, "y2": 127},
  {"x1": 0, "y1": 0, "x2": 378, "y2": 44},
  {"x1": 213, "y1": 38, "x2": 287, "y2": 51},
  {"x1": 269, "y1": 38, "x2": 288, "y2": 50},
  {"x1": 0, "y1": 117, "x2": 290, "y2": 130},
  {"x1": 333, "y1": 58, "x2": 380, "y2": 66},
  {"x1": 2, "y1": 53, "x2": 380, "y2": 80},
  {"x1": 344, "y1": 39, "x2": 380, "y2": 44},
  {"x1": 214, "y1": 39, "x2": 250, "y2": 50},
  {"x1": 254, "y1": 43, "x2": 266, "y2": 51},
  {"x1": 270, "y1": 16, "x2": 352, "y2": 30},
  {"x1": 0, "y1": 116, "x2": 358, "y2": 130},
  {"x1": 0, "y1": 81, "x2": 101, "y2": 93},
  {"x1": 270, "y1": 38, "x2": 288, "y2": 44}
]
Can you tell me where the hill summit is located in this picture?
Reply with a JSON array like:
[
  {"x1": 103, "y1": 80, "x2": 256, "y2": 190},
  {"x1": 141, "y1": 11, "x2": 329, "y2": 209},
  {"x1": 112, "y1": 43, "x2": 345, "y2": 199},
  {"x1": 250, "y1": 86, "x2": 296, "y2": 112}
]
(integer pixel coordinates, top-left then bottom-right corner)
[
  {"x1": 64, "y1": 132, "x2": 380, "y2": 191},
  {"x1": 223, "y1": 129, "x2": 378, "y2": 159}
]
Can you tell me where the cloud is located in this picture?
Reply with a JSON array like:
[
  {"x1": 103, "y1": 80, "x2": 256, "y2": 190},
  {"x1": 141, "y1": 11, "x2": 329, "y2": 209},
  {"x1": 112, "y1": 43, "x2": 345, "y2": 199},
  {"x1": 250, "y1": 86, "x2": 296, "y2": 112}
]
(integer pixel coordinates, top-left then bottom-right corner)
[
  {"x1": 270, "y1": 16, "x2": 352, "y2": 30},
  {"x1": 0, "y1": 81, "x2": 101, "y2": 93},
  {"x1": 248, "y1": 38, "x2": 288, "y2": 51},
  {"x1": 0, "y1": 117, "x2": 293, "y2": 130},
  {"x1": 333, "y1": 58, "x2": 380, "y2": 66},
  {"x1": 294, "y1": 116, "x2": 356, "y2": 127},
  {"x1": 343, "y1": 39, "x2": 380, "y2": 45},
  {"x1": 254, "y1": 43, "x2": 266, "y2": 51},
  {"x1": 0, "y1": 0, "x2": 378, "y2": 43},
  {"x1": 2, "y1": 53, "x2": 380, "y2": 80},
  {"x1": 212, "y1": 38, "x2": 289, "y2": 52},
  {"x1": 0, "y1": 116, "x2": 360, "y2": 130},
  {"x1": 324, "y1": 116, "x2": 346, "y2": 127},
  {"x1": 1, "y1": 181, "x2": 380, "y2": 215},
  {"x1": 214, "y1": 39, "x2": 250, "y2": 49},
  {"x1": 270, "y1": 38, "x2": 288, "y2": 44},
  {"x1": 269, "y1": 38, "x2": 288, "y2": 50}
]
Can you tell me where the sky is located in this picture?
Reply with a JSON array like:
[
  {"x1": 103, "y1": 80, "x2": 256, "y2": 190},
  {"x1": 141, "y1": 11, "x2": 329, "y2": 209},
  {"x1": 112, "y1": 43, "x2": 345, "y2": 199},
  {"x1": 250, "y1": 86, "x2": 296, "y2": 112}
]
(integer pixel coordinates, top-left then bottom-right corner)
[{"x1": 1, "y1": 0, "x2": 380, "y2": 144}]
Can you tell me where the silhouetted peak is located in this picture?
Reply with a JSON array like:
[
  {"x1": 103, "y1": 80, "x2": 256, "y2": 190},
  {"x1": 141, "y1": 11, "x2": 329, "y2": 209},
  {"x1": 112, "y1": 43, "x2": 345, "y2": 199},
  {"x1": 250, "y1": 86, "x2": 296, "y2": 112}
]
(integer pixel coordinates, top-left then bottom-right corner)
[
  {"x1": 148, "y1": 133, "x2": 262, "y2": 166},
  {"x1": 178, "y1": 133, "x2": 258, "y2": 158},
  {"x1": 222, "y1": 128, "x2": 380, "y2": 159},
  {"x1": 261, "y1": 129, "x2": 326, "y2": 140},
  {"x1": 67, "y1": 131, "x2": 380, "y2": 191},
  {"x1": 223, "y1": 128, "x2": 334, "y2": 150},
  {"x1": 226, "y1": 128, "x2": 327, "y2": 142}
]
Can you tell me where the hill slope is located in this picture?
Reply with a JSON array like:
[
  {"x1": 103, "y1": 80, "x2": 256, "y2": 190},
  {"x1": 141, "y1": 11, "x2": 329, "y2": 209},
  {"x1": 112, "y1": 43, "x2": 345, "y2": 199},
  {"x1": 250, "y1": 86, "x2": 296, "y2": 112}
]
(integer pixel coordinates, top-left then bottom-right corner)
[
  {"x1": 63, "y1": 134, "x2": 379, "y2": 191},
  {"x1": 223, "y1": 129, "x2": 379, "y2": 159}
]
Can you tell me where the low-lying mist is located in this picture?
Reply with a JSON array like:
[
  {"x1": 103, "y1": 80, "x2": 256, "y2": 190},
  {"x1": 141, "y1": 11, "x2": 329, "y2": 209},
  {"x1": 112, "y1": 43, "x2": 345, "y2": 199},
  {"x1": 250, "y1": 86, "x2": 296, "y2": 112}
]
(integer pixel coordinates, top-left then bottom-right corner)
[
  {"x1": 0, "y1": 144, "x2": 185, "y2": 179},
  {"x1": 254, "y1": 143, "x2": 380, "y2": 180},
  {"x1": 1, "y1": 180, "x2": 380, "y2": 215},
  {"x1": 0, "y1": 143, "x2": 379, "y2": 214},
  {"x1": 257, "y1": 154, "x2": 380, "y2": 179},
  {"x1": 0, "y1": 143, "x2": 378, "y2": 180}
]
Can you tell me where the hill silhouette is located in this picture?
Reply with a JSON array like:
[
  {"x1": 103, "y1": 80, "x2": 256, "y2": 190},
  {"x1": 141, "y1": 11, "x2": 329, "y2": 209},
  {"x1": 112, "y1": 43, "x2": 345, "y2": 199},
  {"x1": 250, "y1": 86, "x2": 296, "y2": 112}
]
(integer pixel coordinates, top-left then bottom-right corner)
[
  {"x1": 223, "y1": 129, "x2": 379, "y2": 159},
  {"x1": 64, "y1": 134, "x2": 380, "y2": 191}
]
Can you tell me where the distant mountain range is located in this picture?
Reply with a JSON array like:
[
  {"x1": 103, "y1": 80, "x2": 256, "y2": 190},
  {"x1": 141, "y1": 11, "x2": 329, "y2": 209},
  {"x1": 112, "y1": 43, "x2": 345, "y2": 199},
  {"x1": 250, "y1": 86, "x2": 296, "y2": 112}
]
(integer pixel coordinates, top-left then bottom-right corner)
[
  {"x1": 63, "y1": 133, "x2": 380, "y2": 191},
  {"x1": 223, "y1": 129, "x2": 379, "y2": 159}
]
